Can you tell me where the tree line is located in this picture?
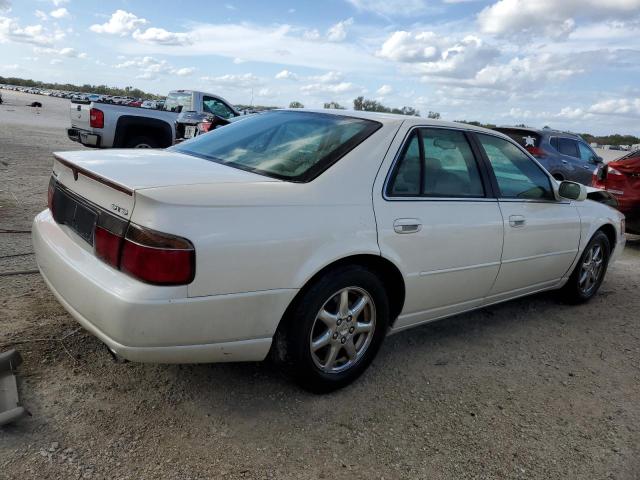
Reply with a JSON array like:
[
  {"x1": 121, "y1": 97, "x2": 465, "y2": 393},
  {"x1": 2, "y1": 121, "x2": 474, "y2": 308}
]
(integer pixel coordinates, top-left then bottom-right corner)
[{"x1": 0, "y1": 75, "x2": 163, "y2": 99}]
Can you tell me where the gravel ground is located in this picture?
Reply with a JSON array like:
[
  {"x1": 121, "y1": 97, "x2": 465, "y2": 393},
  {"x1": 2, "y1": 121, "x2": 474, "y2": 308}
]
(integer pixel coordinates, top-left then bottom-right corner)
[{"x1": 1, "y1": 91, "x2": 639, "y2": 480}]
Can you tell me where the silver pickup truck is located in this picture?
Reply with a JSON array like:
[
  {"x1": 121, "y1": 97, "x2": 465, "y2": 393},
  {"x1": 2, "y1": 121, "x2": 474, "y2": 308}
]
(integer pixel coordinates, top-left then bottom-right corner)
[{"x1": 67, "y1": 90, "x2": 239, "y2": 148}]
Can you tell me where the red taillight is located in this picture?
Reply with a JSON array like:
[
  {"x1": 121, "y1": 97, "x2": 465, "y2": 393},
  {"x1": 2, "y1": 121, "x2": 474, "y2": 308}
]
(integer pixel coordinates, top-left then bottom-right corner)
[
  {"x1": 197, "y1": 121, "x2": 213, "y2": 133},
  {"x1": 94, "y1": 226, "x2": 123, "y2": 267},
  {"x1": 120, "y1": 225, "x2": 195, "y2": 285},
  {"x1": 526, "y1": 146, "x2": 546, "y2": 158},
  {"x1": 89, "y1": 108, "x2": 104, "y2": 129}
]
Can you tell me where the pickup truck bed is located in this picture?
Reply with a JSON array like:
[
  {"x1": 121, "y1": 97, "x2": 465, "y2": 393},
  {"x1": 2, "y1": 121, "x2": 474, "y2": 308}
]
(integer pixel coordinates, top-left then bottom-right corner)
[{"x1": 69, "y1": 102, "x2": 177, "y2": 148}]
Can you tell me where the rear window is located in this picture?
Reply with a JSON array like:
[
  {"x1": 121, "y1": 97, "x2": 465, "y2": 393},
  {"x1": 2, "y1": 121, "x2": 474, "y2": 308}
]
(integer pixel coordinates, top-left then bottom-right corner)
[
  {"x1": 494, "y1": 128, "x2": 542, "y2": 150},
  {"x1": 163, "y1": 91, "x2": 193, "y2": 113},
  {"x1": 172, "y1": 111, "x2": 381, "y2": 182}
]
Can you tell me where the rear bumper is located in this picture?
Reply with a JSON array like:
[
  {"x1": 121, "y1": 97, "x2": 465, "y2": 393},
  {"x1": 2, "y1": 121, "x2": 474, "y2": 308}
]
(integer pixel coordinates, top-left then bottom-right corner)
[
  {"x1": 32, "y1": 210, "x2": 296, "y2": 363},
  {"x1": 67, "y1": 128, "x2": 101, "y2": 147}
]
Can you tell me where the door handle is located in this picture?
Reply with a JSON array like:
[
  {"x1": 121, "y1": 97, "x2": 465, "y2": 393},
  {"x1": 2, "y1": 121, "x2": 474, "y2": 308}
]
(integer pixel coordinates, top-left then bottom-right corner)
[
  {"x1": 561, "y1": 160, "x2": 569, "y2": 165},
  {"x1": 394, "y1": 218, "x2": 422, "y2": 234},
  {"x1": 583, "y1": 165, "x2": 593, "y2": 170},
  {"x1": 509, "y1": 215, "x2": 526, "y2": 227}
]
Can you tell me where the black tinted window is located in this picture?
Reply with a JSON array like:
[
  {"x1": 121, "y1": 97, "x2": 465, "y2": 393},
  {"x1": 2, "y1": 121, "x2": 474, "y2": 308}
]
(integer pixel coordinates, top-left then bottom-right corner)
[
  {"x1": 558, "y1": 138, "x2": 579, "y2": 158},
  {"x1": 172, "y1": 111, "x2": 380, "y2": 182},
  {"x1": 388, "y1": 128, "x2": 485, "y2": 198},
  {"x1": 389, "y1": 133, "x2": 420, "y2": 196},
  {"x1": 477, "y1": 134, "x2": 553, "y2": 200}
]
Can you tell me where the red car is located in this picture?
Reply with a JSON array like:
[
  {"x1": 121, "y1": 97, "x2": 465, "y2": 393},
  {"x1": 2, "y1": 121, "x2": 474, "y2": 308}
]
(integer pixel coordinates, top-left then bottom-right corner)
[{"x1": 592, "y1": 149, "x2": 640, "y2": 234}]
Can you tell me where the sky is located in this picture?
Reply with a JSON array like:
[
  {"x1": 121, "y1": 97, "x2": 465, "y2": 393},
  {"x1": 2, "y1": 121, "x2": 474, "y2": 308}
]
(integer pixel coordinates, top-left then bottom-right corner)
[{"x1": 1, "y1": 0, "x2": 640, "y2": 135}]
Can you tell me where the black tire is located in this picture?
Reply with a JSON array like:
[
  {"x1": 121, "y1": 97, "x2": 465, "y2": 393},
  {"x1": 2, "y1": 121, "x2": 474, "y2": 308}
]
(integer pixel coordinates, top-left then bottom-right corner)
[
  {"x1": 559, "y1": 230, "x2": 610, "y2": 304},
  {"x1": 125, "y1": 135, "x2": 158, "y2": 148},
  {"x1": 272, "y1": 265, "x2": 389, "y2": 393}
]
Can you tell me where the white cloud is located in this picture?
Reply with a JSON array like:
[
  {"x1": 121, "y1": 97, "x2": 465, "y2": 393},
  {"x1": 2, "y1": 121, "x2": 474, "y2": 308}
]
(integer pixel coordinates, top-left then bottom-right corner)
[
  {"x1": 0, "y1": 16, "x2": 63, "y2": 45},
  {"x1": 308, "y1": 71, "x2": 344, "y2": 83},
  {"x1": 345, "y1": 0, "x2": 429, "y2": 16},
  {"x1": 377, "y1": 31, "x2": 440, "y2": 62},
  {"x1": 376, "y1": 84, "x2": 393, "y2": 95},
  {"x1": 114, "y1": 55, "x2": 195, "y2": 79},
  {"x1": 327, "y1": 18, "x2": 353, "y2": 42},
  {"x1": 589, "y1": 98, "x2": 640, "y2": 118},
  {"x1": 470, "y1": 53, "x2": 583, "y2": 90},
  {"x1": 51, "y1": 0, "x2": 69, "y2": 6},
  {"x1": 303, "y1": 28, "x2": 321, "y2": 40},
  {"x1": 0, "y1": 0, "x2": 10, "y2": 11},
  {"x1": 478, "y1": 0, "x2": 640, "y2": 39},
  {"x1": 132, "y1": 27, "x2": 192, "y2": 46},
  {"x1": 50, "y1": 58, "x2": 61, "y2": 64},
  {"x1": 174, "y1": 67, "x2": 194, "y2": 76},
  {"x1": 49, "y1": 7, "x2": 69, "y2": 19},
  {"x1": 1, "y1": 63, "x2": 19, "y2": 70},
  {"x1": 275, "y1": 69, "x2": 298, "y2": 80},
  {"x1": 301, "y1": 82, "x2": 361, "y2": 95},
  {"x1": 200, "y1": 73, "x2": 263, "y2": 89},
  {"x1": 122, "y1": 22, "x2": 383, "y2": 73},
  {"x1": 379, "y1": 31, "x2": 499, "y2": 79},
  {"x1": 57, "y1": 46, "x2": 75, "y2": 56},
  {"x1": 90, "y1": 10, "x2": 147, "y2": 36},
  {"x1": 35, "y1": 10, "x2": 48, "y2": 21}
]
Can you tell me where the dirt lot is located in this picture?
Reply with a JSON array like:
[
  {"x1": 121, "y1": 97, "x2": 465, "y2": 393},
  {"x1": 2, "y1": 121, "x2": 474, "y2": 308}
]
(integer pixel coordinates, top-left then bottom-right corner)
[{"x1": 1, "y1": 91, "x2": 639, "y2": 480}]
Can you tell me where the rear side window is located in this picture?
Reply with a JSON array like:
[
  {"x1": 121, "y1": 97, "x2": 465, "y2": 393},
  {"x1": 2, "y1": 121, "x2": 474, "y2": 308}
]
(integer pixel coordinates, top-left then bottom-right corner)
[
  {"x1": 477, "y1": 134, "x2": 553, "y2": 200},
  {"x1": 387, "y1": 128, "x2": 485, "y2": 198},
  {"x1": 164, "y1": 91, "x2": 192, "y2": 112},
  {"x1": 172, "y1": 111, "x2": 381, "y2": 182}
]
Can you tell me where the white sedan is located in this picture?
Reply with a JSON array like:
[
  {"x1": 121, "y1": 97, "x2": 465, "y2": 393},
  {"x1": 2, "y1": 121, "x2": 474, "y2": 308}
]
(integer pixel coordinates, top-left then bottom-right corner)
[{"x1": 33, "y1": 110, "x2": 625, "y2": 392}]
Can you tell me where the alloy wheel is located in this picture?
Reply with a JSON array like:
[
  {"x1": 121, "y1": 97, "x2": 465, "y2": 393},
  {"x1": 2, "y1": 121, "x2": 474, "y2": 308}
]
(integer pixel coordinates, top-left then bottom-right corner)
[
  {"x1": 578, "y1": 243, "x2": 604, "y2": 295},
  {"x1": 309, "y1": 287, "x2": 376, "y2": 374}
]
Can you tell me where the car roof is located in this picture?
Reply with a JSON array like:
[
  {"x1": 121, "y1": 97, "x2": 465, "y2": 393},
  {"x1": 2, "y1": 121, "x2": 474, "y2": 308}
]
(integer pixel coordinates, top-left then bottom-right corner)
[
  {"x1": 495, "y1": 126, "x2": 582, "y2": 139},
  {"x1": 280, "y1": 109, "x2": 512, "y2": 139}
]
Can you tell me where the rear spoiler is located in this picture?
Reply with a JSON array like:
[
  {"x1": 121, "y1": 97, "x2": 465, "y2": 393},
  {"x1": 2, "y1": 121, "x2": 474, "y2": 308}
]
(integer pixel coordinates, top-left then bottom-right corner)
[{"x1": 54, "y1": 154, "x2": 133, "y2": 196}]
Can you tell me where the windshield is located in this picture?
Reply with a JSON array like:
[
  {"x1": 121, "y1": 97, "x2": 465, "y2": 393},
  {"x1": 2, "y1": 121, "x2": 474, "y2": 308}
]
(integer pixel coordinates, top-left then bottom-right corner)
[
  {"x1": 163, "y1": 91, "x2": 193, "y2": 113},
  {"x1": 172, "y1": 111, "x2": 381, "y2": 182}
]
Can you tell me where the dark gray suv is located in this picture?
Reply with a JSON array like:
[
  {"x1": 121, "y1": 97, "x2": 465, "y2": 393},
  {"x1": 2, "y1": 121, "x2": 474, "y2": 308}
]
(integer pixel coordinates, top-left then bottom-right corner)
[{"x1": 494, "y1": 127, "x2": 603, "y2": 185}]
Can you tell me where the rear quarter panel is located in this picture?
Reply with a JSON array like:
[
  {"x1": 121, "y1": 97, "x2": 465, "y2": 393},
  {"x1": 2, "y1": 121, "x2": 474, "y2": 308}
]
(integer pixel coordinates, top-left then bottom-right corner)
[{"x1": 131, "y1": 120, "x2": 402, "y2": 298}]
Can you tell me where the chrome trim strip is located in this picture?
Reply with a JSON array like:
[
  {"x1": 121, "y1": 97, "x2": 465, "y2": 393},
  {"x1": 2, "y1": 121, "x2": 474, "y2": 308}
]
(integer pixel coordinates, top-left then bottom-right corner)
[
  {"x1": 419, "y1": 261, "x2": 501, "y2": 277},
  {"x1": 501, "y1": 249, "x2": 578, "y2": 264}
]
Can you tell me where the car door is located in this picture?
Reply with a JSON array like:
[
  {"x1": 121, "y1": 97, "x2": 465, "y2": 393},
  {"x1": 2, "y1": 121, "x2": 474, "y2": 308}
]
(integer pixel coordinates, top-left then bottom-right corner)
[
  {"x1": 373, "y1": 126, "x2": 504, "y2": 331},
  {"x1": 473, "y1": 133, "x2": 582, "y2": 302},
  {"x1": 202, "y1": 96, "x2": 236, "y2": 119},
  {"x1": 576, "y1": 141, "x2": 601, "y2": 184},
  {"x1": 553, "y1": 137, "x2": 586, "y2": 183}
]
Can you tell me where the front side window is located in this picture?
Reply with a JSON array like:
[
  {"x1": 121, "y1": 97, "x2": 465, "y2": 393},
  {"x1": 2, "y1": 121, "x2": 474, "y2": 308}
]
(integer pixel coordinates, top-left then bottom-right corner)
[
  {"x1": 557, "y1": 138, "x2": 579, "y2": 158},
  {"x1": 477, "y1": 134, "x2": 553, "y2": 200},
  {"x1": 577, "y1": 142, "x2": 596, "y2": 163},
  {"x1": 203, "y1": 97, "x2": 235, "y2": 119},
  {"x1": 172, "y1": 111, "x2": 381, "y2": 182},
  {"x1": 387, "y1": 128, "x2": 485, "y2": 198}
]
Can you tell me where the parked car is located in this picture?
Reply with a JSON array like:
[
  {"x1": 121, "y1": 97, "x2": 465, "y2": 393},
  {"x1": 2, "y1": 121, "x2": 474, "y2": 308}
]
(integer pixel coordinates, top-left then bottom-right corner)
[
  {"x1": 141, "y1": 100, "x2": 159, "y2": 109},
  {"x1": 494, "y1": 127, "x2": 603, "y2": 185},
  {"x1": 67, "y1": 90, "x2": 230, "y2": 149},
  {"x1": 175, "y1": 94, "x2": 240, "y2": 141},
  {"x1": 34, "y1": 111, "x2": 625, "y2": 392},
  {"x1": 593, "y1": 149, "x2": 640, "y2": 234}
]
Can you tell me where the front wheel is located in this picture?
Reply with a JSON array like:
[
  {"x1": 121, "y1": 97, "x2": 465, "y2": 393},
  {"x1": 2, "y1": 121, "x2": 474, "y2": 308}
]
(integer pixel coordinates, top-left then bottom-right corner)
[
  {"x1": 559, "y1": 231, "x2": 611, "y2": 303},
  {"x1": 273, "y1": 266, "x2": 389, "y2": 393}
]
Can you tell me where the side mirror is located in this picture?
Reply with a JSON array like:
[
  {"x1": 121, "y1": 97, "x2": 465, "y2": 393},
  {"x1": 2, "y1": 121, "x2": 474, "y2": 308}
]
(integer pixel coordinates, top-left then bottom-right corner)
[
  {"x1": 557, "y1": 180, "x2": 587, "y2": 201},
  {"x1": 590, "y1": 155, "x2": 603, "y2": 164}
]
